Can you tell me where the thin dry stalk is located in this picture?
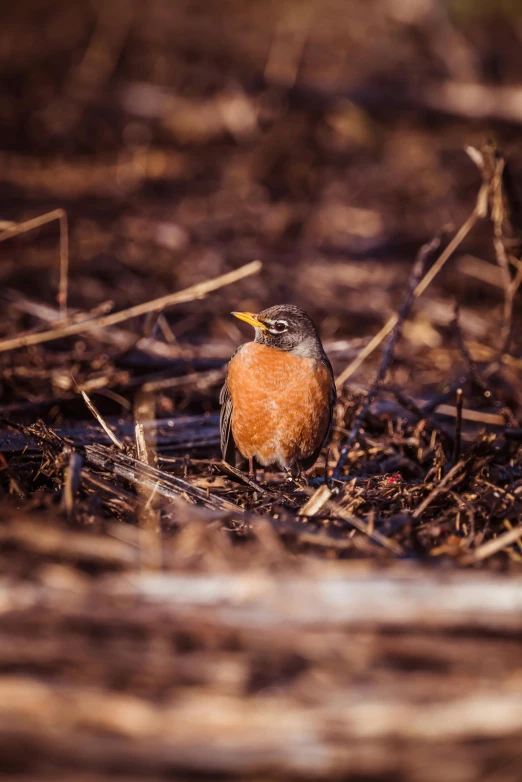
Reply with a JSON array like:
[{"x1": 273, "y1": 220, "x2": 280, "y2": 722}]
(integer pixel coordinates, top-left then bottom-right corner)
[
  {"x1": 434, "y1": 404, "x2": 505, "y2": 426},
  {"x1": 61, "y1": 450, "x2": 84, "y2": 519},
  {"x1": 467, "y1": 142, "x2": 522, "y2": 362},
  {"x1": 473, "y1": 524, "x2": 522, "y2": 561},
  {"x1": 219, "y1": 461, "x2": 271, "y2": 495},
  {"x1": 299, "y1": 484, "x2": 332, "y2": 516},
  {"x1": 452, "y1": 306, "x2": 518, "y2": 427},
  {"x1": 452, "y1": 388, "x2": 463, "y2": 463},
  {"x1": 0, "y1": 208, "x2": 69, "y2": 316},
  {"x1": 134, "y1": 390, "x2": 162, "y2": 570},
  {"x1": 491, "y1": 158, "x2": 520, "y2": 358},
  {"x1": 335, "y1": 184, "x2": 488, "y2": 390},
  {"x1": 329, "y1": 507, "x2": 403, "y2": 555},
  {"x1": 5, "y1": 291, "x2": 193, "y2": 358},
  {"x1": 58, "y1": 210, "x2": 69, "y2": 316},
  {"x1": 412, "y1": 460, "x2": 468, "y2": 520},
  {"x1": 81, "y1": 391, "x2": 125, "y2": 450},
  {"x1": 135, "y1": 423, "x2": 149, "y2": 466},
  {"x1": 0, "y1": 259, "x2": 262, "y2": 354}
]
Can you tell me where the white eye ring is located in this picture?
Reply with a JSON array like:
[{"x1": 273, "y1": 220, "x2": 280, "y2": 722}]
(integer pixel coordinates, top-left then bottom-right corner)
[{"x1": 268, "y1": 320, "x2": 288, "y2": 334}]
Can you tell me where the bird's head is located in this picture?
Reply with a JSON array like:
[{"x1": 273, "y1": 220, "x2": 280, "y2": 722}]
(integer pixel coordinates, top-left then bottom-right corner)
[{"x1": 232, "y1": 304, "x2": 324, "y2": 358}]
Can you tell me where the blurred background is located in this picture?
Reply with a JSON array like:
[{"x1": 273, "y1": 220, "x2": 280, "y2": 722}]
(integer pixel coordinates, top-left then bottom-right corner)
[{"x1": 2, "y1": 0, "x2": 522, "y2": 415}]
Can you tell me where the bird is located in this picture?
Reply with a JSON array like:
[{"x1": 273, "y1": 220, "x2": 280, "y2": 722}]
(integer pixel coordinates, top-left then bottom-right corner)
[{"x1": 220, "y1": 304, "x2": 336, "y2": 477}]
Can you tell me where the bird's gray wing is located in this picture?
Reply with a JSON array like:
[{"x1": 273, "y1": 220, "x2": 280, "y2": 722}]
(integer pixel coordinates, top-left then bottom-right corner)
[
  {"x1": 219, "y1": 346, "x2": 243, "y2": 465},
  {"x1": 219, "y1": 379, "x2": 235, "y2": 464},
  {"x1": 323, "y1": 355, "x2": 336, "y2": 441},
  {"x1": 302, "y1": 355, "x2": 336, "y2": 471}
]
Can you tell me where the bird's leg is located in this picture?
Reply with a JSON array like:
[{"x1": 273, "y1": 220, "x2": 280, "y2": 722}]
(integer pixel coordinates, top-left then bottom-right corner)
[
  {"x1": 294, "y1": 472, "x2": 311, "y2": 490},
  {"x1": 285, "y1": 462, "x2": 309, "y2": 489},
  {"x1": 299, "y1": 469, "x2": 311, "y2": 486},
  {"x1": 248, "y1": 456, "x2": 255, "y2": 479}
]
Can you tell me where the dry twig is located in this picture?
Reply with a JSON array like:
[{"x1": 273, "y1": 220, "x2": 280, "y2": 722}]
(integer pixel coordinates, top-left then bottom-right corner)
[
  {"x1": 0, "y1": 260, "x2": 261, "y2": 354},
  {"x1": 335, "y1": 181, "x2": 488, "y2": 390},
  {"x1": 0, "y1": 208, "x2": 69, "y2": 315}
]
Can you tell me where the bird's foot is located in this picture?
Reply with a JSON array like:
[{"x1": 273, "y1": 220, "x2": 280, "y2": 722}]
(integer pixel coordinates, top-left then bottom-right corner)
[{"x1": 285, "y1": 467, "x2": 310, "y2": 490}]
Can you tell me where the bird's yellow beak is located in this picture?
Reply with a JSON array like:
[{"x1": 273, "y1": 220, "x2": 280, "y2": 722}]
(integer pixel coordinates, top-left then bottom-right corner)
[{"x1": 231, "y1": 311, "x2": 268, "y2": 331}]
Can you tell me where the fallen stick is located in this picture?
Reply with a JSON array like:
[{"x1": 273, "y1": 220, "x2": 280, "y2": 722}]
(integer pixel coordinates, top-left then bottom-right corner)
[
  {"x1": 3, "y1": 565, "x2": 522, "y2": 630},
  {"x1": 0, "y1": 260, "x2": 261, "y2": 354},
  {"x1": 109, "y1": 568, "x2": 522, "y2": 630},
  {"x1": 434, "y1": 403, "x2": 505, "y2": 426},
  {"x1": 84, "y1": 443, "x2": 243, "y2": 515},
  {"x1": 473, "y1": 524, "x2": 522, "y2": 562},
  {"x1": 219, "y1": 460, "x2": 272, "y2": 495}
]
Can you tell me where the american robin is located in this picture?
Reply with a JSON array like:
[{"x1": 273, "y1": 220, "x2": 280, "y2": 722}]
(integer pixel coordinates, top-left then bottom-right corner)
[{"x1": 220, "y1": 304, "x2": 335, "y2": 477}]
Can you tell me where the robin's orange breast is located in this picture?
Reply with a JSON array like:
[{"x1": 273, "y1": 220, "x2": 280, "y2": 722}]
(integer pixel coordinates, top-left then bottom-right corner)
[{"x1": 227, "y1": 342, "x2": 332, "y2": 469}]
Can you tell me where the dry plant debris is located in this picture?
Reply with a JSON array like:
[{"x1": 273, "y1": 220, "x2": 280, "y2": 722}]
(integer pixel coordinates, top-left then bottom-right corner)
[{"x1": 3, "y1": 142, "x2": 519, "y2": 567}]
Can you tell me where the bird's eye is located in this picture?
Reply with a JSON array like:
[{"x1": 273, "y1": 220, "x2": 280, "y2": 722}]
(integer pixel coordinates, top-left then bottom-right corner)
[{"x1": 273, "y1": 321, "x2": 287, "y2": 333}]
